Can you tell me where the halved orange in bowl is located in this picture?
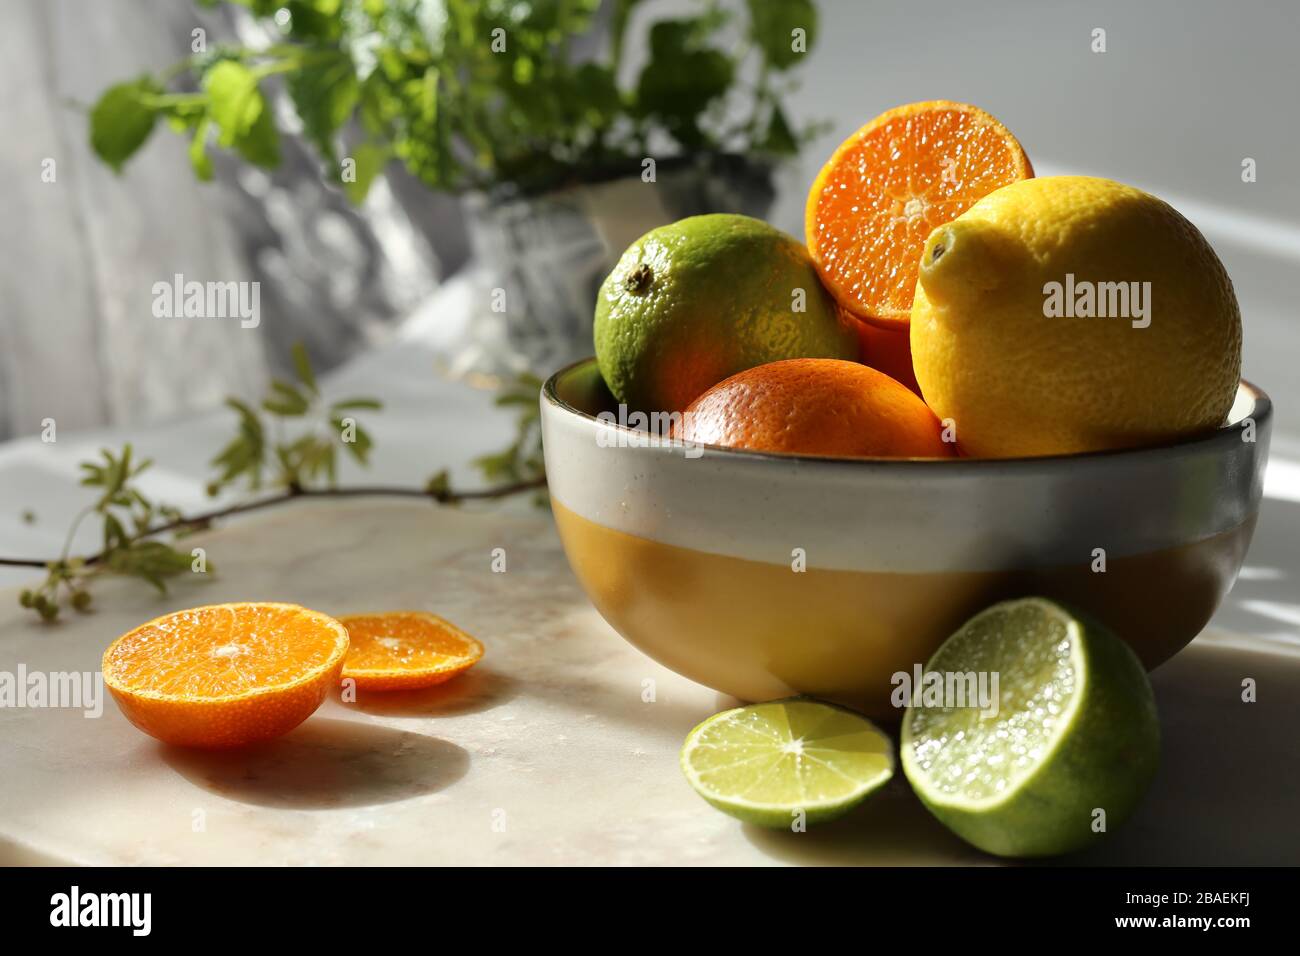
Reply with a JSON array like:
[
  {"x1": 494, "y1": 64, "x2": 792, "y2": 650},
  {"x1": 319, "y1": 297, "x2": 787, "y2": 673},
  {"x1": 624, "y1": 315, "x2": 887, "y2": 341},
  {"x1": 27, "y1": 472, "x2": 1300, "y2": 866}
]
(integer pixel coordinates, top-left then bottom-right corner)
[
  {"x1": 102, "y1": 602, "x2": 349, "y2": 749},
  {"x1": 806, "y1": 100, "x2": 1033, "y2": 330},
  {"x1": 338, "y1": 611, "x2": 484, "y2": 691}
]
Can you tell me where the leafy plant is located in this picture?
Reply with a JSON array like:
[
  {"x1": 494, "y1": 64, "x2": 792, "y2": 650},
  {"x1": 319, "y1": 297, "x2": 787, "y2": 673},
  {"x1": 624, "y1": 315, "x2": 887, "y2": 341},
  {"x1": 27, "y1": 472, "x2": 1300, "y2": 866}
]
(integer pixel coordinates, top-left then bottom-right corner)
[
  {"x1": 208, "y1": 343, "x2": 381, "y2": 493},
  {"x1": 18, "y1": 445, "x2": 196, "y2": 620},
  {"x1": 88, "y1": 0, "x2": 821, "y2": 199},
  {"x1": 469, "y1": 372, "x2": 545, "y2": 504},
  {"x1": 9, "y1": 347, "x2": 543, "y2": 622}
]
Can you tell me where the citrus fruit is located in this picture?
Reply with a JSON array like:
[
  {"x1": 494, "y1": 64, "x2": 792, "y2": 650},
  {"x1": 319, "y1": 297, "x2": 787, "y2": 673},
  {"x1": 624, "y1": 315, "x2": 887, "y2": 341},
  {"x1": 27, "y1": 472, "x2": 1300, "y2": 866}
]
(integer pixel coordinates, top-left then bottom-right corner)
[
  {"x1": 853, "y1": 313, "x2": 921, "y2": 395},
  {"x1": 338, "y1": 611, "x2": 484, "y2": 691},
  {"x1": 593, "y1": 214, "x2": 858, "y2": 413},
  {"x1": 806, "y1": 100, "x2": 1032, "y2": 330},
  {"x1": 675, "y1": 358, "x2": 954, "y2": 458},
  {"x1": 910, "y1": 175, "x2": 1242, "y2": 457},
  {"x1": 901, "y1": 598, "x2": 1159, "y2": 857},
  {"x1": 681, "y1": 698, "x2": 894, "y2": 828},
  {"x1": 102, "y1": 602, "x2": 349, "y2": 749}
]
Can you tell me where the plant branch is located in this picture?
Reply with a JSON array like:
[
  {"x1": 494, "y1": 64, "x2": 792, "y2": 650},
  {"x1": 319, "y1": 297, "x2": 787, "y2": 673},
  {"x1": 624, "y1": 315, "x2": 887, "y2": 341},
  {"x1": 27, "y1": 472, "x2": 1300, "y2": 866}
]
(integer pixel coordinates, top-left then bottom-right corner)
[{"x1": 0, "y1": 477, "x2": 546, "y2": 570}]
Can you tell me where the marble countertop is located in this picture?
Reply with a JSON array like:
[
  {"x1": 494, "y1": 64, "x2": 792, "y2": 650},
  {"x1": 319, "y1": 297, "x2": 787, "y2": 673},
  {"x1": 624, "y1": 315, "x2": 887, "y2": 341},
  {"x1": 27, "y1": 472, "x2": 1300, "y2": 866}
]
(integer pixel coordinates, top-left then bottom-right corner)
[
  {"x1": 1, "y1": 495, "x2": 1298, "y2": 866},
  {"x1": 1, "y1": 337, "x2": 1298, "y2": 865}
]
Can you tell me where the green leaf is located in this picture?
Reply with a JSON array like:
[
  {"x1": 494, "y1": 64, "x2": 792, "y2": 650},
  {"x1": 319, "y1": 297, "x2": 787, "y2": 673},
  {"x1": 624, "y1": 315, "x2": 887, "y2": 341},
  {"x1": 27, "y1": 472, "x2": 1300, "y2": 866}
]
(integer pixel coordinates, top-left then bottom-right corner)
[
  {"x1": 335, "y1": 419, "x2": 373, "y2": 465},
  {"x1": 283, "y1": 0, "x2": 346, "y2": 41},
  {"x1": 78, "y1": 462, "x2": 105, "y2": 488},
  {"x1": 203, "y1": 60, "x2": 281, "y2": 168},
  {"x1": 189, "y1": 117, "x2": 214, "y2": 181},
  {"x1": 569, "y1": 63, "x2": 621, "y2": 129},
  {"x1": 494, "y1": 392, "x2": 538, "y2": 408},
  {"x1": 164, "y1": 98, "x2": 208, "y2": 133},
  {"x1": 103, "y1": 513, "x2": 128, "y2": 552},
  {"x1": 81, "y1": 445, "x2": 138, "y2": 511},
  {"x1": 224, "y1": 0, "x2": 283, "y2": 13},
  {"x1": 342, "y1": 142, "x2": 390, "y2": 203},
  {"x1": 90, "y1": 78, "x2": 162, "y2": 173},
  {"x1": 263, "y1": 379, "x2": 311, "y2": 417},
  {"x1": 291, "y1": 342, "x2": 318, "y2": 394},
  {"x1": 329, "y1": 397, "x2": 383, "y2": 411},
  {"x1": 205, "y1": 61, "x2": 264, "y2": 146},
  {"x1": 419, "y1": 67, "x2": 438, "y2": 124},
  {"x1": 273, "y1": 444, "x2": 299, "y2": 486},
  {"x1": 634, "y1": 20, "x2": 734, "y2": 147},
  {"x1": 106, "y1": 540, "x2": 196, "y2": 593},
  {"x1": 235, "y1": 102, "x2": 281, "y2": 168},
  {"x1": 759, "y1": 103, "x2": 799, "y2": 156},
  {"x1": 287, "y1": 51, "x2": 359, "y2": 160},
  {"x1": 210, "y1": 398, "x2": 266, "y2": 490},
  {"x1": 747, "y1": 0, "x2": 818, "y2": 70},
  {"x1": 425, "y1": 469, "x2": 450, "y2": 498},
  {"x1": 358, "y1": 71, "x2": 397, "y2": 136},
  {"x1": 473, "y1": 449, "x2": 516, "y2": 480},
  {"x1": 323, "y1": 443, "x2": 338, "y2": 485}
]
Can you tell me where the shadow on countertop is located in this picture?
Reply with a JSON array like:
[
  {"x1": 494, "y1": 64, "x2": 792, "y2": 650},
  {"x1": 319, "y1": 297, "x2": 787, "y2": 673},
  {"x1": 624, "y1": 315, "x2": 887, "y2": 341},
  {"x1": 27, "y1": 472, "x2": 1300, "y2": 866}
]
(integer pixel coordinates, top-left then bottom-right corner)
[
  {"x1": 161, "y1": 718, "x2": 469, "y2": 810},
  {"x1": 344, "y1": 666, "x2": 519, "y2": 718}
]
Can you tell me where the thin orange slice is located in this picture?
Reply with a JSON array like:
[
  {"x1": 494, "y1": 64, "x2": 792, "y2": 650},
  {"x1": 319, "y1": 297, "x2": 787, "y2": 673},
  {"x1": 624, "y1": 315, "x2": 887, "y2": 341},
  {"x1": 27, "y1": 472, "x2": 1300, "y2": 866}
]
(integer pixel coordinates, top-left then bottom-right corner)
[
  {"x1": 806, "y1": 100, "x2": 1032, "y2": 330},
  {"x1": 102, "y1": 602, "x2": 349, "y2": 749},
  {"x1": 338, "y1": 611, "x2": 484, "y2": 691}
]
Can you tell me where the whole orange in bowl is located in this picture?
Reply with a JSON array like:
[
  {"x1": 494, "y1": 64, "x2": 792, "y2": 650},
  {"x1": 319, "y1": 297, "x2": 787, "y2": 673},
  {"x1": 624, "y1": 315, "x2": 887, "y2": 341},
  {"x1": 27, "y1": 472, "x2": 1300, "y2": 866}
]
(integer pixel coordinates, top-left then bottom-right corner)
[
  {"x1": 102, "y1": 602, "x2": 349, "y2": 748},
  {"x1": 806, "y1": 100, "x2": 1032, "y2": 330},
  {"x1": 674, "y1": 358, "x2": 953, "y2": 458}
]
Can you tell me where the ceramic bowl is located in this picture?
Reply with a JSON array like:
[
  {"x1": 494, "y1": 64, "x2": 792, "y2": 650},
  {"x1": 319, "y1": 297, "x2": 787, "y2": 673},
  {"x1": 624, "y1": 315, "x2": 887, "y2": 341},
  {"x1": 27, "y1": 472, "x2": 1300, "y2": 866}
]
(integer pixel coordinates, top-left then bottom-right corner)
[{"x1": 540, "y1": 358, "x2": 1272, "y2": 720}]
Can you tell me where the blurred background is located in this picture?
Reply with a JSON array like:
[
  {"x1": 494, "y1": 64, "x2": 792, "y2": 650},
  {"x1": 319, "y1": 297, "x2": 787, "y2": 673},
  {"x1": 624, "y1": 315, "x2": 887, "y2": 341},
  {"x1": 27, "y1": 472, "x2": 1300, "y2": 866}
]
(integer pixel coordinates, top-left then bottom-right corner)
[
  {"x1": 2, "y1": 0, "x2": 1298, "y2": 643},
  {"x1": 1, "y1": 2, "x2": 1297, "y2": 868},
  {"x1": 3, "y1": 0, "x2": 1296, "y2": 439}
]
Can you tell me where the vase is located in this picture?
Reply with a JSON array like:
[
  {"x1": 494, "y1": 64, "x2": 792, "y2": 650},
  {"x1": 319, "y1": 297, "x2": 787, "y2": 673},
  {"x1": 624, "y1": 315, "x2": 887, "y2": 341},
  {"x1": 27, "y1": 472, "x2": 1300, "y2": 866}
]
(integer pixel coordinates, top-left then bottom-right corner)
[{"x1": 445, "y1": 155, "x2": 777, "y2": 381}]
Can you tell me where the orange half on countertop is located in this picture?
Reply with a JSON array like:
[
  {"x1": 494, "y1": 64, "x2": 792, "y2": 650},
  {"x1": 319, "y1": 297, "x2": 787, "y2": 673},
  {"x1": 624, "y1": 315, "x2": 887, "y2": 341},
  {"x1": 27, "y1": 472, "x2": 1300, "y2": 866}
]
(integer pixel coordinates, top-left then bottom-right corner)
[
  {"x1": 102, "y1": 602, "x2": 349, "y2": 749},
  {"x1": 338, "y1": 611, "x2": 484, "y2": 691},
  {"x1": 806, "y1": 100, "x2": 1033, "y2": 330}
]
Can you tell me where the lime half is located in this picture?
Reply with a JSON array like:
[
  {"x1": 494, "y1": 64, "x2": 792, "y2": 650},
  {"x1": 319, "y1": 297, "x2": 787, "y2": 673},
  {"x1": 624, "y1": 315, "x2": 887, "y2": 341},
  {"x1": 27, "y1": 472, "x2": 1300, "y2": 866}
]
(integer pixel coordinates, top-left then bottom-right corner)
[
  {"x1": 680, "y1": 698, "x2": 894, "y2": 828},
  {"x1": 901, "y1": 597, "x2": 1159, "y2": 857}
]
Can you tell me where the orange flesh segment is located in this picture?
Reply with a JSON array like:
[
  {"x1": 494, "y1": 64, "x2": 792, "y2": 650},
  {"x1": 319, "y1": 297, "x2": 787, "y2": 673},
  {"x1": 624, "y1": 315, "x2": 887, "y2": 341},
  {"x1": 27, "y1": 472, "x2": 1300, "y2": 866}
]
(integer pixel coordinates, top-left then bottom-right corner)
[
  {"x1": 101, "y1": 602, "x2": 350, "y2": 749},
  {"x1": 104, "y1": 603, "x2": 348, "y2": 699},
  {"x1": 339, "y1": 612, "x2": 484, "y2": 691},
  {"x1": 806, "y1": 101, "x2": 1032, "y2": 329}
]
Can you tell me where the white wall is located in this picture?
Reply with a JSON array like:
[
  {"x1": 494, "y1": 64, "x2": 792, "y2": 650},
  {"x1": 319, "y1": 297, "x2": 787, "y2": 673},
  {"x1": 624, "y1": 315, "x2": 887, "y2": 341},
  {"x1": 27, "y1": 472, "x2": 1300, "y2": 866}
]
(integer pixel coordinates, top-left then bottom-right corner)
[{"x1": 0, "y1": 0, "x2": 440, "y2": 441}]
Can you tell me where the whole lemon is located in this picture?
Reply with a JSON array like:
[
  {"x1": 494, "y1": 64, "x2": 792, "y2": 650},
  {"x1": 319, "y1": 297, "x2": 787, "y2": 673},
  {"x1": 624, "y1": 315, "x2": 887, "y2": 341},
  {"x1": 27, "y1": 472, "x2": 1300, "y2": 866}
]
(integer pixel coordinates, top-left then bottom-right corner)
[
  {"x1": 594, "y1": 214, "x2": 858, "y2": 412},
  {"x1": 910, "y1": 176, "x2": 1241, "y2": 457}
]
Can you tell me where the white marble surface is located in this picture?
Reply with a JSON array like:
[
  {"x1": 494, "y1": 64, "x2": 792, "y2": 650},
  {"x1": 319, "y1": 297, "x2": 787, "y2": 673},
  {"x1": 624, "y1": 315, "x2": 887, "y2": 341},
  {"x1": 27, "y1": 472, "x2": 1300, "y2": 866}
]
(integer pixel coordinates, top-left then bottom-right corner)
[
  {"x1": 1, "y1": 336, "x2": 1298, "y2": 865},
  {"x1": 1, "y1": 496, "x2": 1298, "y2": 865}
]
